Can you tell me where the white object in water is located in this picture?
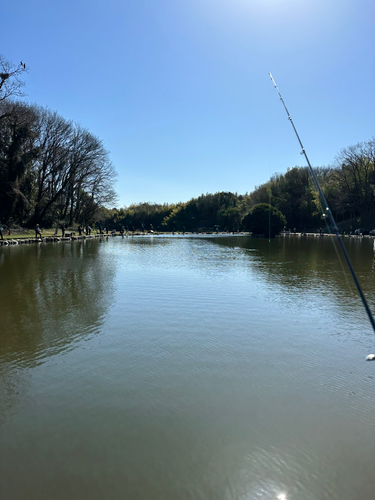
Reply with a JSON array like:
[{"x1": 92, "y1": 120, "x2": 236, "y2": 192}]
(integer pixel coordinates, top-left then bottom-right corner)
[{"x1": 365, "y1": 354, "x2": 375, "y2": 361}]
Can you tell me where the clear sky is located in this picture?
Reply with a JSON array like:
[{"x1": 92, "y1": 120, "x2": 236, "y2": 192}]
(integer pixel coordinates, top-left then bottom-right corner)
[{"x1": 1, "y1": 0, "x2": 374, "y2": 207}]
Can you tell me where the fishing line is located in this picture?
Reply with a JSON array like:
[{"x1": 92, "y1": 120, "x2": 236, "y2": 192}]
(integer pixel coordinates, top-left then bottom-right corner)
[
  {"x1": 315, "y1": 184, "x2": 354, "y2": 293},
  {"x1": 268, "y1": 187, "x2": 272, "y2": 242},
  {"x1": 269, "y1": 72, "x2": 375, "y2": 356},
  {"x1": 267, "y1": 85, "x2": 274, "y2": 243}
]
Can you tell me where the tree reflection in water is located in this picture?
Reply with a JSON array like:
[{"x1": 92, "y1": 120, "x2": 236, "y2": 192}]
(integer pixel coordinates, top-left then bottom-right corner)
[{"x1": 0, "y1": 239, "x2": 116, "y2": 417}]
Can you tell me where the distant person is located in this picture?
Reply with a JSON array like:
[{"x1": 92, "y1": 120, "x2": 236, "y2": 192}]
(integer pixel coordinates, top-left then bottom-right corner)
[
  {"x1": 35, "y1": 224, "x2": 42, "y2": 239},
  {"x1": 61, "y1": 224, "x2": 66, "y2": 237},
  {"x1": 78, "y1": 225, "x2": 82, "y2": 236},
  {"x1": 0, "y1": 222, "x2": 3, "y2": 240}
]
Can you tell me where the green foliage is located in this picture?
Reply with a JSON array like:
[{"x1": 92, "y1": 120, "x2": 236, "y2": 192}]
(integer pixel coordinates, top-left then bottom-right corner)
[
  {"x1": 0, "y1": 102, "x2": 39, "y2": 223},
  {"x1": 109, "y1": 203, "x2": 173, "y2": 231},
  {"x1": 79, "y1": 135, "x2": 375, "y2": 233},
  {"x1": 162, "y1": 201, "x2": 199, "y2": 231},
  {"x1": 102, "y1": 192, "x2": 245, "y2": 232},
  {"x1": 242, "y1": 203, "x2": 286, "y2": 237},
  {"x1": 217, "y1": 206, "x2": 242, "y2": 230},
  {"x1": 2, "y1": 52, "x2": 375, "y2": 233},
  {"x1": 246, "y1": 167, "x2": 320, "y2": 231},
  {"x1": 162, "y1": 192, "x2": 243, "y2": 231}
]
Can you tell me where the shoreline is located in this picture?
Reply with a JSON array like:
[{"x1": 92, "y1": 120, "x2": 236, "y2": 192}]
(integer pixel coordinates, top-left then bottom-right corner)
[
  {"x1": 1, "y1": 230, "x2": 373, "y2": 247},
  {"x1": 0, "y1": 232, "x2": 250, "y2": 246},
  {"x1": 0, "y1": 233, "x2": 106, "y2": 246}
]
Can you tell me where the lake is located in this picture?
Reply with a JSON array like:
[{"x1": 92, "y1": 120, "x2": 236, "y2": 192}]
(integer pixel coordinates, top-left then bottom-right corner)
[{"x1": 1, "y1": 234, "x2": 375, "y2": 500}]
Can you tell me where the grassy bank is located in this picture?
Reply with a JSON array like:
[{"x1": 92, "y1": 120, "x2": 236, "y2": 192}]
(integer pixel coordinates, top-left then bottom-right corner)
[{"x1": 1, "y1": 229, "x2": 62, "y2": 240}]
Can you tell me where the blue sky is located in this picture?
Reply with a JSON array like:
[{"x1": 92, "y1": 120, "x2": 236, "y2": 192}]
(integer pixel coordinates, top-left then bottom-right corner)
[{"x1": 1, "y1": 0, "x2": 374, "y2": 207}]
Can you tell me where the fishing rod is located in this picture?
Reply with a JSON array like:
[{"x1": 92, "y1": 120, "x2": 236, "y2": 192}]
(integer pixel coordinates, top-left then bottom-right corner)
[{"x1": 269, "y1": 73, "x2": 375, "y2": 357}]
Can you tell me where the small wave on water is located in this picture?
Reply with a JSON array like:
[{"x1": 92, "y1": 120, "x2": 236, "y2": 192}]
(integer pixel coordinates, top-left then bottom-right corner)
[{"x1": 1, "y1": 236, "x2": 375, "y2": 500}]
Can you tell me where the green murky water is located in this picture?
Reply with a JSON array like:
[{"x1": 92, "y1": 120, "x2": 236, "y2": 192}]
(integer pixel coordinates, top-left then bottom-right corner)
[{"x1": 1, "y1": 235, "x2": 375, "y2": 500}]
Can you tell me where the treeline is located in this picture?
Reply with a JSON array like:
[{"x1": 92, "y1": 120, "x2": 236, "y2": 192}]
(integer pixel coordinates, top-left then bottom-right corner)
[
  {"x1": 100, "y1": 190, "x2": 283, "y2": 233},
  {"x1": 2, "y1": 56, "x2": 374, "y2": 235},
  {"x1": 0, "y1": 55, "x2": 117, "y2": 228},
  {"x1": 105, "y1": 191, "x2": 244, "y2": 232},
  {"x1": 101, "y1": 137, "x2": 375, "y2": 234},
  {"x1": 252, "y1": 137, "x2": 375, "y2": 231}
]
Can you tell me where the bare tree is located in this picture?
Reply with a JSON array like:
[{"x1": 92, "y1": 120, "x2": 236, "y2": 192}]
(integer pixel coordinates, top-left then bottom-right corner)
[
  {"x1": 30, "y1": 107, "x2": 73, "y2": 225},
  {"x1": 66, "y1": 125, "x2": 117, "y2": 224},
  {"x1": 29, "y1": 109, "x2": 117, "y2": 225},
  {"x1": 331, "y1": 139, "x2": 375, "y2": 221},
  {"x1": 1, "y1": 97, "x2": 118, "y2": 226},
  {"x1": 0, "y1": 55, "x2": 27, "y2": 105}
]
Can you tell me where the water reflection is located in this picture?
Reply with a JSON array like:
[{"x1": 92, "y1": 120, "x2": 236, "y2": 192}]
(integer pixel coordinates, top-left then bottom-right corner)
[
  {"x1": 116, "y1": 235, "x2": 375, "y2": 328},
  {"x1": 210, "y1": 236, "x2": 375, "y2": 334},
  {"x1": 0, "y1": 240, "x2": 116, "y2": 367},
  {"x1": 0, "y1": 239, "x2": 116, "y2": 420},
  {"x1": 1, "y1": 235, "x2": 375, "y2": 500}
]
